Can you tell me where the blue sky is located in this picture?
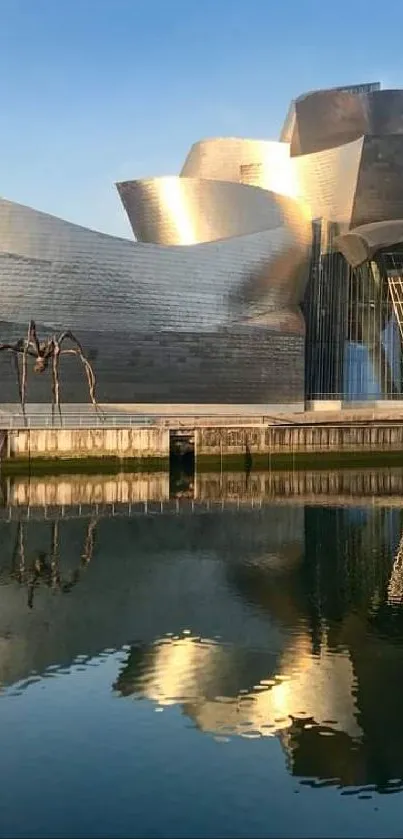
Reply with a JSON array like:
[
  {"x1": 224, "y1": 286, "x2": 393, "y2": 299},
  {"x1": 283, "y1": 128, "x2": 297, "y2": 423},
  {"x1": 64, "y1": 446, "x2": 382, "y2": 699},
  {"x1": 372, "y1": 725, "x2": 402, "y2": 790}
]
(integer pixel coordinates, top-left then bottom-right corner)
[{"x1": 1, "y1": 0, "x2": 403, "y2": 238}]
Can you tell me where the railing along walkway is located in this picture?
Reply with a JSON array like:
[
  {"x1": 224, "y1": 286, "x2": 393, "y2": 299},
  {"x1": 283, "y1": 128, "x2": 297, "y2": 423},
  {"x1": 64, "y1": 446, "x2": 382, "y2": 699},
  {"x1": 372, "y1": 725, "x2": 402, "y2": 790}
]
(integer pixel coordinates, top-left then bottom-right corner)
[
  {"x1": 2, "y1": 410, "x2": 403, "y2": 431},
  {"x1": 0, "y1": 412, "x2": 157, "y2": 430}
]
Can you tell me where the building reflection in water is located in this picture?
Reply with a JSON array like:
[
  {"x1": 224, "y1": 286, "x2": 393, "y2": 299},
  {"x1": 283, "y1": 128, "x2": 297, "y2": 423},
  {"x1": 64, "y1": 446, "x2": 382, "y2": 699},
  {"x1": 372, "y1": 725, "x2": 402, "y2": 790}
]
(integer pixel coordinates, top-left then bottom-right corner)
[
  {"x1": 0, "y1": 470, "x2": 403, "y2": 792},
  {"x1": 4, "y1": 464, "x2": 403, "y2": 509},
  {"x1": 112, "y1": 501, "x2": 403, "y2": 793},
  {"x1": 113, "y1": 634, "x2": 360, "y2": 742}
]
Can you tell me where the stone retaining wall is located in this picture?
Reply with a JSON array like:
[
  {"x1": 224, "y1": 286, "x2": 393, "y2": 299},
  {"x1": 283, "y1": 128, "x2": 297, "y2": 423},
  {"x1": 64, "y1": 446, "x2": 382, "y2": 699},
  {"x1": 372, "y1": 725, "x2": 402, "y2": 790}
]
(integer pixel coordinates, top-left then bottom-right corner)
[
  {"x1": 7, "y1": 427, "x2": 170, "y2": 460},
  {"x1": 195, "y1": 424, "x2": 403, "y2": 457},
  {"x1": 3, "y1": 422, "x2": 403, "y2": 462}
]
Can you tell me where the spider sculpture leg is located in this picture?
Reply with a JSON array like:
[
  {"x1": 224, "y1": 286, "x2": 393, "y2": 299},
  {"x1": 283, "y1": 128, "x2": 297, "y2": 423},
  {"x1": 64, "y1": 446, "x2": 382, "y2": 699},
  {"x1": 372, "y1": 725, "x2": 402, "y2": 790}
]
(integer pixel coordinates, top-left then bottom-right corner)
[
  {"x1": 51, "y1": 342, "x2": 62, "y2": 425},
  {"x1": 0, "y1": 342, "x2": 27, "y2": 422},
  {"x1": 13, "y1": 353, "x2": 23, "y2": 405},
  {"x1": 81, "y1": 355, "x2": 100, "y2": 411},
  {"x1": 27, "y1": 320, "x2": 41, "y2": 356},
  {"x1": 21, "y1": 322, "x2": 34, "y2": 416},
  {"x1": 59, "y1": 331, "x2": 102, "y2": 417},
  {"x1": 51, "y1": 354, "x2": 55, "y2": 426},
  {"x1": 13, "y1": 353, "x2": 26, "y2": 425}
]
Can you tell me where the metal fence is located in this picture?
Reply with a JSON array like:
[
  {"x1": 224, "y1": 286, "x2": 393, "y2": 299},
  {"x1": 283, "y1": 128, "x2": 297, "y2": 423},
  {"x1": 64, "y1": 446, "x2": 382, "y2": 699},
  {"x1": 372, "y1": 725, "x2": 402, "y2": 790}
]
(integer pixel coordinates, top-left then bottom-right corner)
[
  {"x1": 2, "y1": 408, "x2": 402, "y2": 431},
  {"x1": 0, "y1": 412, "x2": 158, "y2": 430},
  {"x1": 0, "y1": 411, "x2": 273, "y2": 430}
]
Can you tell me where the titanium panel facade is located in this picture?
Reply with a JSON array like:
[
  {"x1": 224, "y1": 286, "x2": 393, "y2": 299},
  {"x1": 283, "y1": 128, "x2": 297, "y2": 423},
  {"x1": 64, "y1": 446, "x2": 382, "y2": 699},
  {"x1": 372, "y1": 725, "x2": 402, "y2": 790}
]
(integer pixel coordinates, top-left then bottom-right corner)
[
  {"x1": 181, "y1": 138, "x2": 275, "y2": 182},
  {"x1": 293, "y1": 137, "x2": 364, "y2": 233},
  {"x1": 281, "y1": 85, "x2": 403, "y2": 157},
  {"x1": 0, "y1": 198, "x2": 308, "y2": 404},
  {"x1": 280, "y1": 82, "x2": 381, "y2": 146},
  {"x1": 116, "y1": 177, "x2": 304, "y2": 246},
  {"x1": 3, "y1": 79, "x2": 403, "y2": 406},
  {"x1": 351, "y1": 135, "x2": 403, "y2": 227},
  {"x1": 0, "y1": 199, "x2": 310, "y2": 330},
  {"x1": 180, "y1": 138, "x2": 296, "y2": 197}
]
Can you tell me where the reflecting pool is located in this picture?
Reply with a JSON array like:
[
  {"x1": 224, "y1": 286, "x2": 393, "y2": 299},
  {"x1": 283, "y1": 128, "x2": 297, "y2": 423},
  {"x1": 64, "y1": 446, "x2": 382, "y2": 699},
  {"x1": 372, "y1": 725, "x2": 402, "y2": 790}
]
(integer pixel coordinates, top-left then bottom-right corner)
[{"x1": 1, "y1": 467, "x2": 403, "y2": 836}]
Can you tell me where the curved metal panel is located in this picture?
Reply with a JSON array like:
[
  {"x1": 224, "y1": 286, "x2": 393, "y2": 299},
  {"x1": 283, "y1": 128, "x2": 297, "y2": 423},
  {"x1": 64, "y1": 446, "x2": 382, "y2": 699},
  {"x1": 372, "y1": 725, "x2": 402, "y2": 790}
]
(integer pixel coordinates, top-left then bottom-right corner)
[
  {"x1": 369, "y1": 89, "x2": 403, "y2": 134},
  {"x1": 0, "y1": 198, "x2": 310, "y2": 330},
  {"x1": 282, "y1": 85, "x2": 402, "y2": 157},
  {"x1": 180, "y1": 138, "x2": 296, "y2": 197},
  {"x1": 293, "y1": 137, "x2": 364, "y2": 230},
  {"x1": 337, "y1": 220, "x2": 403, "y2": 267},
  {"x1": 284, "y1": 109, "x2": 403, "y2": 237},
  {"x1": 0, "y1": 198, "x2": 310, "y2": 404},
  {"x1": 280, "y1": 82, "x2": 380, "y2": 144},
  {"x1": 289, "y1": 89, "x2": 369, "y2": 156},
  {"x1": 116, "y1": 176, "x2": 298, "y2": 245},
  {"x1": 351, "y1": 135, "x2": 403, "y2": 227},
  {"x1": 181, "y1": 137, "x2": 270, "y2": 181}
]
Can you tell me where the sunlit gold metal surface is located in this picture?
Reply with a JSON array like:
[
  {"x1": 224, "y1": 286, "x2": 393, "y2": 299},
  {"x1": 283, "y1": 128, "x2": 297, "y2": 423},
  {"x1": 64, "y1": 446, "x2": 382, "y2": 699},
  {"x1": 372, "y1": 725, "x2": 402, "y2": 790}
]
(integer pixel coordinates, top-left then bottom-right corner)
[
  {"x1": 292, "y1": 137, "x2": 364, "y2": 231},
  {"x1": 181, "y1": 137, "x2": 276, "y2": 180},
  {"x1": 116, "y1": 176, "x2": 303, "y2": 245},
  {"x1": 180, "y1": 137, "x2": 297, "y2": 198}
]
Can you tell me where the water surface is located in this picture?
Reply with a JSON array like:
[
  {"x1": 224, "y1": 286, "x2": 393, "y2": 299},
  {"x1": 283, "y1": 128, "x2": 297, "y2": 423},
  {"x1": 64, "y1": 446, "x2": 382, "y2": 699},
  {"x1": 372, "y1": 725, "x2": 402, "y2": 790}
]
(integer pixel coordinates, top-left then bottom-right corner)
[{"x1": 0, "y1": 467, "x2": 403, "y2": 837}]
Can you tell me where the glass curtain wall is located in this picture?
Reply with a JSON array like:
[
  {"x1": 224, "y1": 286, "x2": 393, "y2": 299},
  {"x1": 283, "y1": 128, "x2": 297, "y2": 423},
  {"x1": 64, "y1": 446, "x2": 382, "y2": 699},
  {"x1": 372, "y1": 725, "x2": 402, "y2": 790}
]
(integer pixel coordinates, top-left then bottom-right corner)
[{"x1": 304, "y1": 225, "x2": 403, "y2": 401}]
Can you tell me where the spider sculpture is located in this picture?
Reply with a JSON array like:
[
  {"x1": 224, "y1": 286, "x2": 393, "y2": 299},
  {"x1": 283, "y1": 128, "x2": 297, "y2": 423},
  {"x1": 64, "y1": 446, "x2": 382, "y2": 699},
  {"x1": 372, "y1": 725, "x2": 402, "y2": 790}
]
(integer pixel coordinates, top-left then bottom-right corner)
[{"x1": 0, "y1": 320, "x2": 100, "y2": 422}]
